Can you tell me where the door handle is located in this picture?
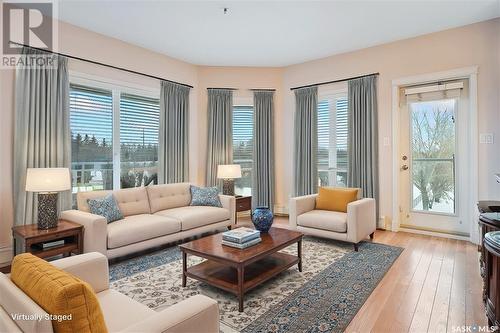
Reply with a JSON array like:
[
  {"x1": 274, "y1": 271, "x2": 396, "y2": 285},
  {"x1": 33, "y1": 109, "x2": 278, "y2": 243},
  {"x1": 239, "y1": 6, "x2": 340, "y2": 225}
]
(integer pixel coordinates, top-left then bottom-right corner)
[{"x1": 401, "y1": 164, "x2": 409, "y2": 171}]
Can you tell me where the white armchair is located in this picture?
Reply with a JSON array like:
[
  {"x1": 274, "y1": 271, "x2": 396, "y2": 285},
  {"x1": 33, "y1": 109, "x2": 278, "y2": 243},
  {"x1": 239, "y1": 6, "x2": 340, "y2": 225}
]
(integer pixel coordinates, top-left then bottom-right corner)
[
  {"x1": 289, "y1": 192, "x2": 376, "y2": 251},
  {"x1": 0, "y1": 253, "x2": 220, "y2": 333}
]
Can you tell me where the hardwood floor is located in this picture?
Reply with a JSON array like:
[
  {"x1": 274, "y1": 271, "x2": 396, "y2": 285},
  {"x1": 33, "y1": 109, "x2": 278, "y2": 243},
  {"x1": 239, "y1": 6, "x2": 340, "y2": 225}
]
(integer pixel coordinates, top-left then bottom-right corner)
[{"x1": 241, "y1": 216, "x2": 487, "y2": 332}]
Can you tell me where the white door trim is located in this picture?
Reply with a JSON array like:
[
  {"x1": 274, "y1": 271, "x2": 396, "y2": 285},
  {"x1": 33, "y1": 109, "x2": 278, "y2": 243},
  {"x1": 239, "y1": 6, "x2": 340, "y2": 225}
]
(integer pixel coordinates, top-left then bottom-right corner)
[{"x1": 391, "y1": 66, "x2": 479, "y2": 243}]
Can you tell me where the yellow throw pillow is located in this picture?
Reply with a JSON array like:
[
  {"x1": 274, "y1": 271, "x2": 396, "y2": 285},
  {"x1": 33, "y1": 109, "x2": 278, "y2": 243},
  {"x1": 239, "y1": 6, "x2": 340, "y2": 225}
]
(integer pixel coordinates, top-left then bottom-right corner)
[
  {"x1": 315, "y1": 187, "x2": 359, "y2": 213},
  {"x1": 10, "y1": 253, "x2": 108, "y2": 333}
]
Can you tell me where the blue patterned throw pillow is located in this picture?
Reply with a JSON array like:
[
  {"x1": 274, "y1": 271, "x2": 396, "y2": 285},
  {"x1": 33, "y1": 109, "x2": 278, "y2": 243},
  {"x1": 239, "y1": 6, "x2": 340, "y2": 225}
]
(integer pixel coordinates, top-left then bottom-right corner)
[
  {"x1": 190, "y1": 185, "x2": 222, "y2": 207},
  {"x1": 87, "y1": 194, "x2": 123, "y2": 223}
]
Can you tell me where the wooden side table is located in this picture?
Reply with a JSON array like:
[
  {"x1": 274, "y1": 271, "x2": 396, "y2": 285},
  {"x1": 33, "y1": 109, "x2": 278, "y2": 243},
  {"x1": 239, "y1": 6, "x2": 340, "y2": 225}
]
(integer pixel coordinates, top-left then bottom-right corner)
[
  {"x1": 235, "y1": 196, "x2": 252, "y2": 224},
  {"x1": 479, "y1": 213, "x2": 500, "y2": 303},
  {"x1": 12, "y1": 220, "x2": 83, "y2": 260}
]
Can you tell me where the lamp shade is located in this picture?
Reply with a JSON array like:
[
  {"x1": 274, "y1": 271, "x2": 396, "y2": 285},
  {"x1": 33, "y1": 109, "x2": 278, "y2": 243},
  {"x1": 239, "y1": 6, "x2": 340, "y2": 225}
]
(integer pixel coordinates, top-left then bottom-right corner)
[
  {"x1": 25, "y1": 168, "x2": 71, "y2": 192},
  {"x1": 217, "y1": 164, "x2": 242, "y2": 179}
]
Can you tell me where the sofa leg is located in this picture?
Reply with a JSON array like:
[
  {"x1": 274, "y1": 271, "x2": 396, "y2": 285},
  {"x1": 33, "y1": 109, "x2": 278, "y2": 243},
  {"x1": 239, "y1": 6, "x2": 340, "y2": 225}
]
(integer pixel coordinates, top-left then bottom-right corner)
[
  {"x1": 369, "y1": 232, "x2": 374, "y2": 240},
  {"x1": 354, "y1": 243, "x2": 359, "y2": 252}
]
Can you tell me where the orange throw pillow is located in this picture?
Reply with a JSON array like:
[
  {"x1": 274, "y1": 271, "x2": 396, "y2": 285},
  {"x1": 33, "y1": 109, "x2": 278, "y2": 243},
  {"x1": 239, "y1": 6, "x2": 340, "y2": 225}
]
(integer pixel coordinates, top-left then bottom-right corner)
[
  {"x1": 10, "y1": 253, "x2": 108, "y2": 333},
  {"x1": 315, "y1": 187, "x2": 359, "y2": 213}
]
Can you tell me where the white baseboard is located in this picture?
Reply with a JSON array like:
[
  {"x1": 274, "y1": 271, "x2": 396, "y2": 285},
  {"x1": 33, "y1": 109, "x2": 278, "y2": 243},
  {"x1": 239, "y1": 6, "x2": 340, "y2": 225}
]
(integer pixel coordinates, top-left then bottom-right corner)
[
  {"x1": 0, "y1": 246, "x2": 12, "y2": 266},
  {"x1": 398, "y1": 227, "x2": 471, "y2": 242},
  {"x1": 274, "y1": 204, "x2": 288, "y2": 216}
]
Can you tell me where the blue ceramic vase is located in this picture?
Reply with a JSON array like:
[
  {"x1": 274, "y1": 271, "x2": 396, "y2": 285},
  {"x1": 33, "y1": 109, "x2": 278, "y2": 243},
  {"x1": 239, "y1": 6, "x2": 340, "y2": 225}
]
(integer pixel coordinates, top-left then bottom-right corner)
[{"x1": 251, "y1": 206, "x2": 274, "y2": 232}]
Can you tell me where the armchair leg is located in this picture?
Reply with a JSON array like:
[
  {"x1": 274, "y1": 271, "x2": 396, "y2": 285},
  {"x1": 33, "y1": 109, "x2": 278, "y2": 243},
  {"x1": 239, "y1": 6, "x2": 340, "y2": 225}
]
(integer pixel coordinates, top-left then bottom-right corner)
[
  {"x1": 354, "y1": 243, "x2": 359, "y2": 252},
  {"x1": 369, "y1": 232, "x2": 374, "y2": 239}
]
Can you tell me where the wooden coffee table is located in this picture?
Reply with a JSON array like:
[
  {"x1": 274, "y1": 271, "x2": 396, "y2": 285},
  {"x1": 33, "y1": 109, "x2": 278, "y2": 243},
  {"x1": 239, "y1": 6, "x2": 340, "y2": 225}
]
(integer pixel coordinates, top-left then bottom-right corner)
[{"x1": 179, "y1": 227, "x2": 303, "y2": 312}]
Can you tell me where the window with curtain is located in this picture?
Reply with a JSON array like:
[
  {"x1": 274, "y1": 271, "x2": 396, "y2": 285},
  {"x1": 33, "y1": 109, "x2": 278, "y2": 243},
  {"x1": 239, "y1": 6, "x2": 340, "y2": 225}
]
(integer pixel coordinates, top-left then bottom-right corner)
[
  {"x1": 232, "y1": 105, "x2": 254, "y2": 195},
  {"x1": 317, "y1": 93, "x2": 348, "y2": 187},
  {"x1": 70, "y1": 82, "x2": 159, "y2": 204}
]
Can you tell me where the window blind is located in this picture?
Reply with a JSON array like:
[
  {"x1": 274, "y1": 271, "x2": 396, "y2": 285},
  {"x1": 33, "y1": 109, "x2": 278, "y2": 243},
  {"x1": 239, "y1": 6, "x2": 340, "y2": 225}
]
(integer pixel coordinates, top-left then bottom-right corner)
[
  {"x1": 233, "y1": 105, "x2": 254, "y2": 167},
  {"x1": 336, "y1": 98, "x2": 348, "y2": 171},
  {"x1": 119, "y1": 93, "x2": 160, "y2": 147},
  {"x1": 317, "y1": 96, "x2": 349, "y2": 187},
  {"x1": 317, "y1": 100, "x2": 330, "y2": 171},
  {"x1": 70, "y1": 84, "x2": 113, "y2": 148},
  {"x1": 233, "y1": 105, "x2": 254, "y2": 195}
]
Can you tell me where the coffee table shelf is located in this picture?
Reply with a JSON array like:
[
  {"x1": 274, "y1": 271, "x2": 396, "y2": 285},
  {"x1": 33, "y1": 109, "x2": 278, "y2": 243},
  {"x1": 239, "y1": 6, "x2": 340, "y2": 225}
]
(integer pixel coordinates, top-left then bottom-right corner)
[
  {"x1": 186, "y1": 252, "x2": 299, "y2": 294},
  {"x1": 180, "y1": 227, "x2": 303, "y2": 312}
]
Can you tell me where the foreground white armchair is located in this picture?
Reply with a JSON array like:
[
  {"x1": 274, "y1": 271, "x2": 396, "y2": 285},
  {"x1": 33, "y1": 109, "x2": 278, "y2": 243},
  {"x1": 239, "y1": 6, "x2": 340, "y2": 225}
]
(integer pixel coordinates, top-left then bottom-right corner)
[
  {"x1": 289, "y1": 191, "x2": 376, "y2": 251},
  {"x1": 0, "y1": 253, "x2": 219, "y2": 333}
]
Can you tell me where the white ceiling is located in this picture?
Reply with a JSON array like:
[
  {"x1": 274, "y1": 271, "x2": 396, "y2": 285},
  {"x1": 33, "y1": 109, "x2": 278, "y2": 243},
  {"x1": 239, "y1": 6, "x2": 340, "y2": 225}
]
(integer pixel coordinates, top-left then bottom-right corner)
[{"x1": 56, "y1": 0, "x2": 500, "y2": 67}]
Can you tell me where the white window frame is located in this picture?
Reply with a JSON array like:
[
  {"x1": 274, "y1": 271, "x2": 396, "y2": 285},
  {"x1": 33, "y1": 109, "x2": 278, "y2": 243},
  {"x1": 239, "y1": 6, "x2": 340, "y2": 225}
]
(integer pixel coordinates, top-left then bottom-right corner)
[
  {"x1": 69, "y1": 71, "x2": 160, "y2": 191},
  {"x1": 318, "y1": 88, "x2": 348, "y2": 187}
]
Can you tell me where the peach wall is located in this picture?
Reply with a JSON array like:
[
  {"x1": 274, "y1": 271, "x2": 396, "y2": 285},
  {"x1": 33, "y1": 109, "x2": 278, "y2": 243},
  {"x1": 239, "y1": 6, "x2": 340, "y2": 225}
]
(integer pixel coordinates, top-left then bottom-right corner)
[
  {"x1": 0, "y1": 20, "x2": 199, "y2": 249},
  {"x1": 280, "y1": 18, "x2": 500, "y2": 222},
  {"x1": 1, "y1": 16, "x2": 499, "y2": 253}
]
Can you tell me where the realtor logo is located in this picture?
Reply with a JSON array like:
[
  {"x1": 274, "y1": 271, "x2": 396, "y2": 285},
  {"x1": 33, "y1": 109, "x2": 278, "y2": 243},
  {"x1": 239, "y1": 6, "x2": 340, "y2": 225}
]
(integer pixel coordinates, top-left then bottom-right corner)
[
  {"x1": 2, "y1": 1, "x2": 53, "y2": 54},
  {"x1": 1, "y1": 1, "x2": 57, "y2": 68}
]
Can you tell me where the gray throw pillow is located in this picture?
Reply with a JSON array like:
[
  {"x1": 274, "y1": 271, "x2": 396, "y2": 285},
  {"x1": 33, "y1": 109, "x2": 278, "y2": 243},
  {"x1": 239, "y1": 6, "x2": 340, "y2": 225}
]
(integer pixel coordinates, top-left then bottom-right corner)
[
  {"x1": 87, "y1": 194, "x2": 123, "y2": 223},
  {"x1": 190, "y1": 185, "x2": 222, "y2": 207}
]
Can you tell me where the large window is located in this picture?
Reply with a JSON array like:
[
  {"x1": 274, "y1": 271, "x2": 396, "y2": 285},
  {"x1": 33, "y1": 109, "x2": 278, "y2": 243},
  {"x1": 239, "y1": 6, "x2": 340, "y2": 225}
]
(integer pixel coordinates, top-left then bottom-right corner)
[
  {"x1": 70, "y1": 81, "x2": 159, "y2": 204},
  {"x1": 233, "y1": 105, "x2": 254, "y2": 196},
  {"x1": 317, "y1": 93, "x2": 348, "y2": 187}
]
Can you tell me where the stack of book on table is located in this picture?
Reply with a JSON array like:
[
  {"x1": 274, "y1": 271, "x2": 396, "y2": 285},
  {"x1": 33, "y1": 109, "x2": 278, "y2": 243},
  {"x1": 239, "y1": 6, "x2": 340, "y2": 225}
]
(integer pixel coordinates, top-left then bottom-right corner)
[{"x1": 222, "y1": 227, "x2": 261, "y2": 249}]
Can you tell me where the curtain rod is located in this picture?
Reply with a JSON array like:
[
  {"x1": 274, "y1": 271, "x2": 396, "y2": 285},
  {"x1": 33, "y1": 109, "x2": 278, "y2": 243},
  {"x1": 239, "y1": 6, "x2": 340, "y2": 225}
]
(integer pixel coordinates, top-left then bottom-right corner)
[
  {"x1": 290, "y1": 72, "x2": 379, "y2": 91},
  {"x1": 10, "y1": 41, "x2": 194, "y2": 89},
  {"x1": 206, "y1": 88, "x2": 276, "y2": 91},
  {"x1": 250, "y1": 88, "x2": 276, "y2": 91}
]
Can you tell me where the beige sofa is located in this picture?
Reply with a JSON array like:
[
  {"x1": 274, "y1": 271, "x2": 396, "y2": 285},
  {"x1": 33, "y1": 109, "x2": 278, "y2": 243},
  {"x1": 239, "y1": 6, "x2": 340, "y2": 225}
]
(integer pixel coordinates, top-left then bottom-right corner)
[
  {"x1": 0, "y1": 252, "x2": 219, "y2": 333},
  {"x1": 289, "y1": 190, "x2": 376, "y2": 251},
  {"x1": 61, "y1": 183, "x2": 235, "y2": 259}
]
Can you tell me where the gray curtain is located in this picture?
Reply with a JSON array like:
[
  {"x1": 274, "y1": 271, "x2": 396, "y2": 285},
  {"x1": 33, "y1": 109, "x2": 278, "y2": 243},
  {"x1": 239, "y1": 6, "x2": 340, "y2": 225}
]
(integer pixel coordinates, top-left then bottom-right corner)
[
  {"x1": 14, "y1": 48, "x2": 70, "y2": 226},
  {"x1": 252, "y1": 90, "x2": 275, "y2": 211},
  {"x1": 159, "y1": 81, "x2": 191, "y2": 184},
  {"x1": 206, "y1": 89, "x2": 233, "y2": 187},
  {"x1": 293, "y1": 86, "x2": 318, "y2": 196},
  {"x1": 347, "y1": 75, "x2": 379, "y2": 217}
]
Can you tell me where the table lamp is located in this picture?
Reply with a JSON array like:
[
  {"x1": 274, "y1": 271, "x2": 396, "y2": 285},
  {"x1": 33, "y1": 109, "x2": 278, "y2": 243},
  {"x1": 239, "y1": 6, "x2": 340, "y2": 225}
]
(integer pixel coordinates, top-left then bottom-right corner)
[
  {"x1": 25, "y1": 168, "x2": 71, "y2": 229},
  {"x1": 217, "y1": 164, "x2": 242, "y2": 196}
]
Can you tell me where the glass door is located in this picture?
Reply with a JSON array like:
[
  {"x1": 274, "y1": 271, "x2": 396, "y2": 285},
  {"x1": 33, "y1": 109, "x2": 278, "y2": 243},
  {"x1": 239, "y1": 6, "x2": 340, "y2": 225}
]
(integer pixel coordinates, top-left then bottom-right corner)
[{"x1": 399, "y1": 80, "x2": 469, "y2": 236}]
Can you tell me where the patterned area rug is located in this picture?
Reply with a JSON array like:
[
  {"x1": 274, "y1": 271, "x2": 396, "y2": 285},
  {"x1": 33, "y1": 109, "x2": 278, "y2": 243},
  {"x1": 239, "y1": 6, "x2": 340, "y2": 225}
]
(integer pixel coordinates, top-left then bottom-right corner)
[{"x1": 110, "y1": 236, "x2": 402, "y2": 333}]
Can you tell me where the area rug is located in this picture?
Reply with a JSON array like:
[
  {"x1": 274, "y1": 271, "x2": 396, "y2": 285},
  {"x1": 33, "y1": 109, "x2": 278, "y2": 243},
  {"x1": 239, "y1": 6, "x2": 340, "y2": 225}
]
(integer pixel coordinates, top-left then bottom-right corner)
[{"x1": 109, "y1": 237, "x2": 402, "y2": 333}]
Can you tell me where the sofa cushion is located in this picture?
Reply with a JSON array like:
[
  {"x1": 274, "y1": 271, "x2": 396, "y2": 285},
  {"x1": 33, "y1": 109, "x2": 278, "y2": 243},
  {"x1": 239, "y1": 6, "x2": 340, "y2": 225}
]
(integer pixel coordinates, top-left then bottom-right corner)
[
  {"x1": 315, "y1": 187, "x2": 359, "y2": 213},
  {"x1": 77, "y1": 187, "x2": 151, "y2": 217},
  {"x1": 189, "y1": 185, "x2": 222, "y2": 207},
  {"x1": 155, "y1": 206, "x2": 230, "y2": 231},
  {"x1": 297, "y1": 210, "x2": 347, "y2": 233},
  {"x1": 107, "y1": 214, "x2": 181, "y2": 249},
  {"x1": 0, "y1": 274, "x2": 53, "y2": 333},
  {"x1": 77, "y1": 190, "x2": 113, "y2": 213},
  {"x1": 147, "y1": 183, "x2": 191, "y2": 213},
  {"x1": 96, "y1": 289, "x2": 153, "y2": 332},
  {"x1": 10, "y1": 253, "x2": 108, "y2": 333},
  {"x1": 87, "y1": 194, "x2": 123, "y2": 223},
  {"x1": 113, "y1": 187, "x2": 151, "y2": 216}
]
